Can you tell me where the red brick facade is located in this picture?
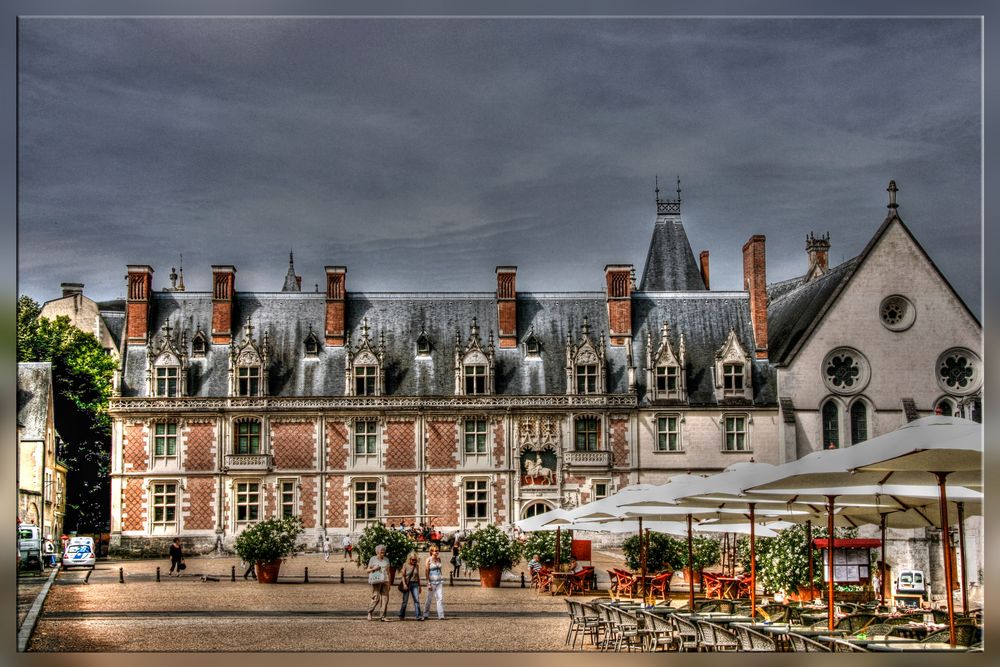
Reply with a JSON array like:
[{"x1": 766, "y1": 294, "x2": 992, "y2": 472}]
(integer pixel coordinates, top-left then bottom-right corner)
[
  {"x1": 426, "y1": 420, "x2": 457, "y2": 469},
  {"x1": 300, "y1": 476, "x2": 317, "y2": 528},
  {"x1": 121, "y1": 478, "x2": 146, "y2": 531},
  {"x1": 123, "y1": 423, "x2": 148, "y2": 472},
  {"x1": 387, "y1": 475, "x2": 417, "y2": 519},
  {"x1": 264, "y1": 482, "x2": 276, "y2": 518},
  {"x1": 742, "y1": 234, "x2": 768, "y2": 358},
  {"x1": 326, "y1": 475, "x2": 347, "y2": 528},
  {"x1": 492, "y1": 420, "x2": 505, "y2": 466},
  {"x1": 610, "y1": 418, "x2": 629, "y2": 468},
  {"x1": 326, "y1": 420, "x2": 349, "y2": 469},
  {"x1": 492, "y1": 477, "x2": 506, "y2": 523},
  {"x1": 385, "y1": 420, "x2": 415, "y2": 469},
  {"x1": 425, "y1": 474, "x2": 458, "y2": 525},
  {"x1": 272, "y1": 420, "x2": 316, "y2": 469},
  {"x1": 182, "y1": 422, "x2": 215, "y2": 471},
  {"x1": 183, "y1": 477, "x2": 215, "y2": 530}
]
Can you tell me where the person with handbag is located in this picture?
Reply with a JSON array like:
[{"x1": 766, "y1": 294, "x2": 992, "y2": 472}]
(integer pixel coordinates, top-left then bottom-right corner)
[
  {"x1": 423, "y1": 546, "x2": 446, "y2": 620},
  {"x1": 398, "y1": 552, "x2": 425, "y2": 621},
  {"x1": 168, "y1": 537, "x2": 184, "y2": 576},
  {"x1": 366, "y1": 544, "x2": 391, "y2": 621}
]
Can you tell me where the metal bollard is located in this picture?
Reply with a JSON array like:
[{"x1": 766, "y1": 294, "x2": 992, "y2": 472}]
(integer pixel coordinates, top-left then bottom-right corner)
[
  {"x1": 450, "y1": 572, "x2": 454, "y2": 587},
  {"x1": 231, "y1": 565, "x2": 236, "y2": 582},
  {"x1": 119, "y1": 567, "x2": 124, "y2": 583},
  {"x1": 304, "y1": 567, "x2": 309, "y2": 583},
  {"x1": 84, "y1": 568, "x2": 93, "y2": 584},
  {"x1": 521, "y1": 572, "x2": 526, "y2": 588},
  {"x1": 340, "y1": 567, "x2": 344, "y2": 584},
  {"x1": 156, "y1": 567, "x2": 160, "y2": 582}
]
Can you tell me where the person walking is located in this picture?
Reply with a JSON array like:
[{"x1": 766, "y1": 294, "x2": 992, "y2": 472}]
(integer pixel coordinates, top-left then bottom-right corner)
[
  {"x1": 243, "y1": 559, "x2": 256, "y2": 580},
  {"x1": 398, "y1": 552, "x2": 425, "y2": 621},
  {"x1": 451, "y1": 533, "x2": 463, "y2": 578},
  {"x1": 343, "y1": 534, "x2": 353, "y2": 560},
  {"x1": 168, "y1": 537, "x2": 184, "y2": 576},
  {"x1": 366, "y1": 544, "x2": 391, "y2": 621},
  {"x1": 321, "y1": 535, "x2": 330, "y2": 562},
  {"x1": 423, "y1": 546, "x2": 446, "y2": 620}
]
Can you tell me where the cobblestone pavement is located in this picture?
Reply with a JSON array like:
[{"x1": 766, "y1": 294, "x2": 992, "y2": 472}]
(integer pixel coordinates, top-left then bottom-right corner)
[
  {"x1": 17, "y1": 569, "x2": 51, "y2": 629},
  {"x1": 27, "y1": 554, "x2": 609, "y2": 652}
]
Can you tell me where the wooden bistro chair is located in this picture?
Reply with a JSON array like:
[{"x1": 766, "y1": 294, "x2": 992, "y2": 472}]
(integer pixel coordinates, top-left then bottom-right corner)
[
  {"x1": 536, "y1": 566, "x2": 553, "y2": 594},
  {"x1": 612, "y1": 569, "x2": 637, "y2": 599},
  {"x1": 736, "y1": 574, "x2": 754, "y2": 599},
  {"x1": 701, "y1": 571, "x2": 723, "y2": 599},
  {"x1": 647, "y1": 570, "x2": 672, "y2": 602},
  {"x1": 568, "y1": 566, "x2": 594, "y2": 595}
]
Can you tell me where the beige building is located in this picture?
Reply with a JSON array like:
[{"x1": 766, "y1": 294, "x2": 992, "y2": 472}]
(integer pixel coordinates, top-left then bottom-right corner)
[
  {"x1": 40, "y1": 283, "x2": 125, "y2": 360},
  {"x1": 17, "y1": 362, "x2": 68, "y2": 542}
]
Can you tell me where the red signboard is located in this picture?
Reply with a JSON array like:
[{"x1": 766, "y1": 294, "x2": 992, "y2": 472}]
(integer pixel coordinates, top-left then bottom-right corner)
[{"x1": 571, "y1": 539, "x2": 591, "y2": 562}]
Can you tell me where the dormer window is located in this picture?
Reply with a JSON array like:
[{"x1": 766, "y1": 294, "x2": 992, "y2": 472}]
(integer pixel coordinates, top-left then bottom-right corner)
[
  {"x1": 454, "y1": 318, "x2": 495, "y2": 396},
  {"x1": 304, "y1": 328, "x2": 320, "y2": 357},
  {"x1": 656, "y1": 366, "x2": 678, "y2": 393},
  {"x1": 565, "y1": 317, "x2": 606, "y2": 396},
  {"x1": 229, "y1": 319, "x2": 270, "y2": 398},
  {"x1": 524, "y1": 329, "x2": 541, "y2": 357},
  {"x1": 713, "y1": 329, "x2": 752, "y2": 402},
  {"x1": 723, "y1": 363, "x2": 744, "y2": 396},
  {"x1": 416, "y1": 331, "x2": 432, "y2": 357},
  {"x1": 191, "y1": 330, "x2": 208, "y2": 357},
  {"x1": 345, "y1": 317, "x2": 386, "y2": 397},
  {"x1": 647, "y1": 322, "x2": 686, "y2": 402},
  {"x1": 238, "y1": 366, "x2": 261, "y2": 396},
  {"x1": 576, "y1": 364, "x2": 598, "y2": 394},
  {"x1": 147, "y1": 322, "x2": 188, "y2": 398}
]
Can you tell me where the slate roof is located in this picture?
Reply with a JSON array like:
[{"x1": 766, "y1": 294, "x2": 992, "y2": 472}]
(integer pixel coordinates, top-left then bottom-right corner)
[
  {"x1": 638, "y1": 216, "x2": 707, "y2": 292},
  {"x1": 17, "y1": 362, "x2": 53, "y2": 440},
  {"x1": 120, "y1": 290, "x2": 776, "y2": 407}
]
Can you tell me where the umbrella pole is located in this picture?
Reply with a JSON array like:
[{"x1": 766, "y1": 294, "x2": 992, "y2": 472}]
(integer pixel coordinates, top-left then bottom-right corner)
[
  {"x1": 806, "y1": 520, "x2": 814, "y2": 602},
  {"x1": 555, "y1": 526, "x2": 561, "y2": 571},
  {"x1": 687, "y1": 514, "x2": 695, "y2": 610},
  {"x1": 879, "y1": 513, "x2": 888, "y2": 607},
  {"x1": 933, "y1": 472, "x2": 956, "y2": 647},
  {"x1": 957, "y1": 501, "x2": 968, "y2": 615},
  {"x1": 639, "y1": 517, "x2": 646, "y2": 601},
  {"x1": 749, "y1": 503, "x2": 756, "y2": 621},
  {"x1": 826, "y1": 495, "x2": 836, "y2": 632}
]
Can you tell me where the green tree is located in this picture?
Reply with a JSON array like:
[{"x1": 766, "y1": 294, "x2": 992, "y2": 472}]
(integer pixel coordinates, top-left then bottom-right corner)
[
  {"x1": 17, "y1": 296, "x2": 117, "y2": 532},
  {"x1": 622, "y1": 531, "x2": 684, "y2": 572},
  {"x1": 522, "y1": 530, "x2": 572, "y2": 566},
  {"x1": 678, "y1": 535, "x2": 723, "y2": 573}
]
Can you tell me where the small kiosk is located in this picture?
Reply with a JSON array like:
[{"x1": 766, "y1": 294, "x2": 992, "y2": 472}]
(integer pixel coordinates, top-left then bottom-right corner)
[{"x1": 812, "y1": 537, "x2": 880, "y2": 602}]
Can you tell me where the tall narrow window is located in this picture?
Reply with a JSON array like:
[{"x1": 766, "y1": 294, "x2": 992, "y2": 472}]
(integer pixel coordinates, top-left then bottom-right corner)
[
  {"x1": 655, "y1": 366, "x2": 679, "y2": 396},
  {"x1": 354, "y1": 420, "x2": 378, "y2": 457},
  {"x1": 152, "y1": 482, "x2": 176, "y2": 528},
  {"x1": 464, "y1": 479, "x2": 489, "y2": 523},
  {"x1": 236, "y1": 420, "x2": 261, "y2": 455},
  {"x1": 850, "y1": 402, "x2": 868, "y2": 445},
  {"x1": 575, "y1": 417, "x2": 599, "y2": 451},
  {"x1": 593, "y1": 481, "x2": 610, "y2": 502},
  {"x1": 723, "y1": 363, "x2": 744, "y2": 396},
  {"x1": 354, "y1": 480, "x2": 378, "y2": 523},
  {"x1": 576, "y1": 364, "x2": 598, "y2": 394},
  {"x1": 280, "y1": 481, "x2": 296, "y2": 518},
  {"x1": 464, "y1": 419, "x2": 488, "y2": 455},
  {"x1": 723, "y1": 416, "x2": 748, "y2": 451},
  {"x1": 935, "y1": 398, "x2": 955, "y2": 417},
  {"x1": 155, "y1": 367, "x2": 179, "y2": 397},
  {"x1": 235, "y1": 482, "x2": 260, "y2": 522},
  {"x1": 355, "y1": 366, "x2": 377, "y2": 396},
  {"x1": 655, "y1": 416, "x2": 680, "y2": 452},
  {"x1": 154, "y1": 422, "x2": 178, "y2": 458},
  {"x1": 464, "y1": 365, "x2": 486, "y2": 395},
  {"x1": 238, "y1": 366, "x2": 261, "y2": 396},
  {"x1": 822, "y1": 401, "x2": 840, "y2": 449}
]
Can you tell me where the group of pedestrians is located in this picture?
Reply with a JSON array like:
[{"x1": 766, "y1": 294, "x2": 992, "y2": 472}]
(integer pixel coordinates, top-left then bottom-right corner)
[{"x1": 366, "y1": 544, "x2": 447, "y2": 622}]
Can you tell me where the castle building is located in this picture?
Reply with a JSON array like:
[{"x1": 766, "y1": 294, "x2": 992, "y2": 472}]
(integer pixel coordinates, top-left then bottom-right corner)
[{"x1": 106, "y1": 181, "x2": 981, "y2": 565}]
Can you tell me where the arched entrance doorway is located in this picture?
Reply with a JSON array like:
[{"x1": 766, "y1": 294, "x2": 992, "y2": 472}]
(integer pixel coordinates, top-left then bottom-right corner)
[{"x1": 521, "y1": 501, "x2": 553, "y2": 519}]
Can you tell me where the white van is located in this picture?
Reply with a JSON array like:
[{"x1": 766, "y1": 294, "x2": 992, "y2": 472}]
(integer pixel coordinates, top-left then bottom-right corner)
[
  {"x1": 18, "y1": 525, "x2": 43, "y2": 571},
  {"x1": 62, "y1": 536, "x2": 96, "y2": 569}
]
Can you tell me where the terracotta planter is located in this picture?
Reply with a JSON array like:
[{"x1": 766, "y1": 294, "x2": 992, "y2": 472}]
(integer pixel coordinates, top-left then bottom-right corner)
[
  {"x1": 479, "y1": 565, "x2": 503, "y2": 588},
  {"x1": 683, "y1": 567, "x2": 701, "y2": 585},
  {"x1": 255, "y1": 559, "x2": 283, "y2": 583}
]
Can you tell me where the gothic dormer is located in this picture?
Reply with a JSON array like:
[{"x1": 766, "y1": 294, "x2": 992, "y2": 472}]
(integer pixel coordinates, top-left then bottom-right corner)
[
  {"x1": 454, "y1": 317, "x2": 495, "y2": 396},
  {"x1": 714, "y1": 328, "x2": 752, "y2": 402},
  {"x1": 415, "y1": 329, "x2": 432, "y2": 358},
  {"x1": 646, "y1": 321, "x2": 687, "y2": 402},
  {"x1": 229, "y1": 319, "x2": 271, "y2": 397},
  {"x1": 345, "y1": 317, "x2": 386, "y2": 396},
  {"x1": 190, "y1": 328, "x2": 208, "y2": 357},
  {"x1": 303, "y1": 325, "x2": 321, "y2": 357},
  {"x1": 565, "y1": 316, "x2": 607, "y2": 395},
  {"x1": 146, "y1": 322, "x2": 188, "y2": 397},
  {"x1": 523, "y1": 327, "x2": 541, "y2": 358}
]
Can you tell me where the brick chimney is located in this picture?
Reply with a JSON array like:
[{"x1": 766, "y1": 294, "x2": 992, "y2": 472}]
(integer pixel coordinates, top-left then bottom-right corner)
[
  {"x1": 496, "y1": 266, "x2": 517, "y2": 348},
  {"x1": 211, "y1": 265, "x2": 236, "y2": 344},
  {"x1": 741, "y1": 236, "x2": 768, "y2": 359},
  {"x1": 699, "y1": 251, "x2": 710, "y2": 289},
  {"x1": 61, "y1": 282, "x2": 84, "y2": 298},
  {"x1": 805, "y1": 232, "x2": 831, "y2": 280},
  {"x1": 125, "y1": 266, "x2": 153, "y2": 344},
  {"x1": 605, "y1": 264, "x2": 633, "y2": 346},
  {"x1": 325, "y1": 266, "x2": 347, "y2": 346}
]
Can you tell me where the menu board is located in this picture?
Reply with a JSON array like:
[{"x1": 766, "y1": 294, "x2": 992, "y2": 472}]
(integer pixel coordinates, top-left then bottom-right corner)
[{"x1": 821, "y1": 548, "x2": 872, "y2": 583}]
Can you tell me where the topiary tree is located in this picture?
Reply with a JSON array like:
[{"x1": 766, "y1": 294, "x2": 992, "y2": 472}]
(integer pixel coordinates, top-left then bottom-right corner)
[
  {"x1": 622, "y1": 531, "x2": 683, "y2": 572},
  {"x1": 355, "y1": 523, "x2": 416, "y2": 569},
  {"x1": 678, "y1": 535, "x2": 722, "y2": 574},
  {"x1": 460, "y1": 524, "x2": 523, "y2": 572},
  {"x1": 234, "y1": 516, "x2": 305, "y2": 565},
  {"x1": 521, "y1": 530, "x2": 572, "y2": 566}
]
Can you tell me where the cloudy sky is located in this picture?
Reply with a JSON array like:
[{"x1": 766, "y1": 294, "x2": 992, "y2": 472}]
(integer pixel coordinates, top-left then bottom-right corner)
[{"x1": 18, "y1": 17, "x2": 981, "y2": 316}]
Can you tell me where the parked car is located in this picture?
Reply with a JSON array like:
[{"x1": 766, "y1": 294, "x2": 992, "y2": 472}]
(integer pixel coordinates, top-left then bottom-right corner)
[
  {"x1": 62, "y1": 537, "x2": 96, "y2": 569},
  {"x1": 895, "y1": 569, "x2": 926, "y2": 601},
  {"x1": 18, "y1": 525, "x2": 43, "y2": 572}
]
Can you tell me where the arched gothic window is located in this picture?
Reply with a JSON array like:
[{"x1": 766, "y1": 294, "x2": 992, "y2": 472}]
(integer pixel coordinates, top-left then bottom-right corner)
[
  {"x1": 822, "y1": 400, "x2": 840, "y2": 449},
  {"x1": 849, "y1": 400, "x2": 869, "y2": 445}
]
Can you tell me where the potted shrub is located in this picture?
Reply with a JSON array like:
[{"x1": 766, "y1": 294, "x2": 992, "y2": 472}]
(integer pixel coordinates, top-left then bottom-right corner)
[
  {"x1": 622, "y1": 531, "x2": 683, "y2": 573},
  {"x1": 521, "y1": 530, "x2": 572, "y2": 567},
  {"x1": 354, "y1": 523, "x2": 416, "y2": 584},
  {"x1": 460, "y1": 524, "x2": 523, "y2": 587},
  {"x1": 233, "y1": 516, "x2": 304, "y2": 583},
  {"x1": 679, "y1": 535, "x2": 722, "y2": 587}
]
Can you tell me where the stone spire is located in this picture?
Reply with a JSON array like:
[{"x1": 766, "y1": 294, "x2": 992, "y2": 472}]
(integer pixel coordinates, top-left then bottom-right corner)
[
  {"x1": 282, "y1": 249, "x2": 301, "y2": 292},
  {"x1": 639, "y1": 175, "x2": 706, "y2": 292}
]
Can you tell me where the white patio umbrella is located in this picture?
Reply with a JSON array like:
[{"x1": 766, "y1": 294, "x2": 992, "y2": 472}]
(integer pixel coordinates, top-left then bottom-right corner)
[{"x1": 514, "y1": 508, "x2": 573, "y2": 533}]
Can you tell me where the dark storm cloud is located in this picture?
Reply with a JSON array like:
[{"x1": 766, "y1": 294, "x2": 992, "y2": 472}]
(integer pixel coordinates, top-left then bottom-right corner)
[{"x1": 18, "y1": 18, "x2": 980, "y2": 316}]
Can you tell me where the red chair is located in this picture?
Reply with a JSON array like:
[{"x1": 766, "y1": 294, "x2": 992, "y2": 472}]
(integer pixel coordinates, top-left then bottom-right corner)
[
  {"x1": 612, "y1": 569, "x2": 637, "y2": 598},
  {"x1": 736, "y1": 574, "x2": 753, "y2": 599},
  {"x1": 648, "y1": 570, "x2": 673, "y2": 601},
  {"x1": 537, "y1": 566, "x2": 553, "y2": 593},
  {"x1": 568, "y1": 567, "x2": 594, "y2": 595},
  {"x1": 702, "y1": 572, "x2": 723, "y2": 599}
]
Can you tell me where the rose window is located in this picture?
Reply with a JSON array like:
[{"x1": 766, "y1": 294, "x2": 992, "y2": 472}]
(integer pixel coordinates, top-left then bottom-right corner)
[
  {"x1": 936, "y1": 348, "x2": 981, "y2": 396},
  {"x1": 879, "y1": 295, "x2": 915, "y2": 331},
  {"x1": 822, "y1": 348, "x2": 870, "y2": 394}
]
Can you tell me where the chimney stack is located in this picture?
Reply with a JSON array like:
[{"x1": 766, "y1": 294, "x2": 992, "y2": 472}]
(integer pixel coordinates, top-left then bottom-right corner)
[
  {"x1": 605, "y1": 264, "x2": 633, "y2": 346},
  {"x1": 325, "y1": 266, "x2": 347, "y2": 346},
  {"x1": 741, "y1": 236, "x2": 768, "y2": 359},
  {"x1": 61, "y1": 283, "x2": 84, "y2": 298},
  {"x1": 699, "y1": 251, "x2": 710, "y2": 290},
  {"x1": 805, "y1": 232, "x2": 831, "y2": 279},
  {"x1": 211, "y1": 265, "x2": 236, "y2": 344},
  {"x1": 496, "y1": 267, "x2": 518, "y2": 348},
  {"x1": 125, "y1": 266, "x2": 153, "y2": 343}
]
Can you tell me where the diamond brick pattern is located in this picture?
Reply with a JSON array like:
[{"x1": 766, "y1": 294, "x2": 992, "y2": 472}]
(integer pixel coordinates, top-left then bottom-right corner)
[
  {"x1": 610, "y1": 418, "x2": 629, "y2": 467},
  {"x1": 385, "y1": 420, "x2": 415, "y2": 469},
  {"x1": 492, "y1": 421, "x2": 505, "y2": 467},
  {"x1": 426, "y1": 420, "x2": 457, "y2": 469},
  {"x1": 492, "y1": 477, "x2": 506, "y2": 522},
  {"x1": 387, "y1": 476, "x2": 416, "y2": 519},
  {"x1": 264, "y1": 483, "x2": 276, "y2": 518},
  {"x1": 616, "y1": 472, "x2": 629, "y2": 489},
  {"x1": 183, "y1": 423, "x2": 215, "y2": 471},
  {"x1": 300, "y1": 476, "x2": 317, "y2": 528},
  {"x1": 122, "y1": 479, "x2": 146, "y2": 531},
  {"x1": 272, "y1": 421, "x2": 316, "y2": 470},
  {"x1": 326, "y1": 420, "x2": 349, "y2": 470},
  {"x1": 123, "y1": 424, "x2": 148, "y2": 472},
  {"x1": 183, "y1": 477, "x2": 215, "y2": 530},
  {"x1": 425, "y1": 474, "x2": 458, "y2": 525},
  {"x1": 326, "y1": 475, "x2": 346, "y2": 528}
]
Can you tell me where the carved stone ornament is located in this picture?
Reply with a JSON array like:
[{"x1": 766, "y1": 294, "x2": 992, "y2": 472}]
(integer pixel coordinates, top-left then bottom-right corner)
[{"x1": 517, "y1": 415, "x2": 561, "y2": 452}]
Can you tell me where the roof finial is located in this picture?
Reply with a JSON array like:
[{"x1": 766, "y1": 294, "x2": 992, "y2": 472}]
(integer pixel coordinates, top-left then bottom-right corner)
[
  {"x1": 676, "y1": 175, "x2": 681, "y2": 203},
  {"x1": 887, "y1": 180, "x2": 899, "y2": 210},
  {"x1": 177, "y1": 254, "x2": 185, "y2": 291},
  {"x1": 655, "y1": 174, "x2": 660, "y2": 199},
  {"x1": 282, "y1": 248, "x2": 301, "y2": 291}
]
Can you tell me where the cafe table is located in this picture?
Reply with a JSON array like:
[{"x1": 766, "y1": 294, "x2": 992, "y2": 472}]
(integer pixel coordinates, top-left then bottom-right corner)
[
  {"x1": 865, "y1": 642, "x2": 970, "y2": 652},
  {"x1": 716, "y1": 576, "x2": 741, "y2": 600},
  {"x1": 549, "y1": 572, "x2": 571, "y2": 596}
]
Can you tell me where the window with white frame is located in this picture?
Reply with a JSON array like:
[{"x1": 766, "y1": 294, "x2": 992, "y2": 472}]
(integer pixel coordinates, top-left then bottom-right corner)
[
  {"x1": 151, "y1": 482, "x2": 177, "y2": 531},
  {"x1": 353, "y1": 480, "x2": 379, "y2": 526},
  {"x1": 655, "y1": 365, "x2": 681, "y2": 397},
  {"x1": 575, "y1": 417, "x2": 599, "y2": 451},
  {"x1": 655, "y1": 415, "x2": 681, "y2": 452},
  {"x1": 354, "y1": 420, "x2": 379, "y2": 459},
  {"x1": 464, "y1": 365, "x2": 487, "y2": 395},
  {"x1": 464, "y1": 479, "x2": 489, "y2": 524},
  {"x1": 593, "y1": 480, "x2": 610, "y2": 502},
  {"x1": 279, "y1": 480, "x2": 297, "y2": 518},
  {"x1": 355, "y1": 365, "x2": 377, "y2": 396},
  {"x1": 464, "y1": 418, "x2": 489, "y2": 455},
  {"x1": 235, "y1": 419, "x2": 261, "y2": 455},
  {"x1": 154, "y1": 421, "x2": 178, "y2": 460},
  {"x1": 44, "y1": 472, "x2": 52, "y2": 503},
  {"x1": 155, "y1": 366, "x2": 180, "y2": 397},
  {"x1": 238, "y1": 365, "x2": 261, "y2": 396},
  {"x1": 235, "y1": 481, "x2": 260, "y2": 523},
  {"x1": 576, "y1": 364, "x2": 598, "y2": 394},
  {"x1": 722, "y1": 363, "x2": 744, "y2": 397},
  {"x1": 722, "y1": 415, "x2": 749, "y2": 452}
]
